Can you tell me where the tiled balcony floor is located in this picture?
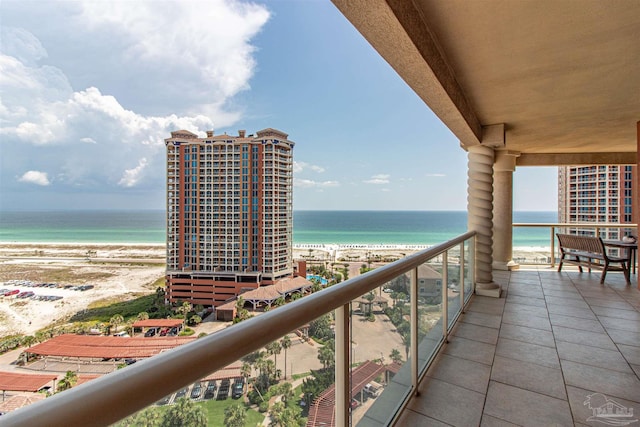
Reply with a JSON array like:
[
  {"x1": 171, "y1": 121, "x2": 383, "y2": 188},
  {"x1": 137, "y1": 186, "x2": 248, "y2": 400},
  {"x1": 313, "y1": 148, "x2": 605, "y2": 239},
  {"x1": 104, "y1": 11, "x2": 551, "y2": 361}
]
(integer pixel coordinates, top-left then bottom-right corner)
[{"x1": 397, "y1": 267, "x2": 640, "y2": 426}]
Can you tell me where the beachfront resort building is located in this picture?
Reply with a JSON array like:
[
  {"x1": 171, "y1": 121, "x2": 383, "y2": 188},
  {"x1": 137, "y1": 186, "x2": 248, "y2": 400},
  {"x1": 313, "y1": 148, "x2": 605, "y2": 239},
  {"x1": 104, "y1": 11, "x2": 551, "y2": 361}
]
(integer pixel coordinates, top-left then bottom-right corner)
[
  {"x1": 164, "y1": 128, "x2": 295, "y2": 307},
  {"x1": 558, "y1": 165, "x2": 637, "y2": 239}
]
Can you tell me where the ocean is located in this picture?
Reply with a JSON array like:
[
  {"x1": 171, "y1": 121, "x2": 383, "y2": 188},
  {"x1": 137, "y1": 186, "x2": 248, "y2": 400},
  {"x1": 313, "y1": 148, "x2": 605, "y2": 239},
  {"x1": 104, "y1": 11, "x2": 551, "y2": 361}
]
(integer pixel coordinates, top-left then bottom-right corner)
[{"x1": 0, "y1": 210, "x2": 557, "y2": 247}]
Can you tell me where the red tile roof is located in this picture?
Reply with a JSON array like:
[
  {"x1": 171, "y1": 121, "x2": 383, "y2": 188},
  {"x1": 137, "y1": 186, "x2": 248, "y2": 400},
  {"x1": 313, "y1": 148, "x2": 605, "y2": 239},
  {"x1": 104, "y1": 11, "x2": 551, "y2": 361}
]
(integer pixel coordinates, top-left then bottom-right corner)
[
  {"x1": 0, "y1": 371, "x2": 58, "y2": 392},
  {"x1": 131, "y1": 319, "x2": 184, "y2": 328},
  {"x1": 24, "y1": 334, "x2": 196, "y2": 359}
]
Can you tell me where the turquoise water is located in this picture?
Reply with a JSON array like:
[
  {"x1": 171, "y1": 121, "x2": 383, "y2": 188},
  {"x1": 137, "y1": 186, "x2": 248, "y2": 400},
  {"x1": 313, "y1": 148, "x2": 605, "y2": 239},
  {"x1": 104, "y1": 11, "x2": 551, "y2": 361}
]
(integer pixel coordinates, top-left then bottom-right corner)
[{"x1": 0, "y1": 210, "x2": 557, "y2": 247}]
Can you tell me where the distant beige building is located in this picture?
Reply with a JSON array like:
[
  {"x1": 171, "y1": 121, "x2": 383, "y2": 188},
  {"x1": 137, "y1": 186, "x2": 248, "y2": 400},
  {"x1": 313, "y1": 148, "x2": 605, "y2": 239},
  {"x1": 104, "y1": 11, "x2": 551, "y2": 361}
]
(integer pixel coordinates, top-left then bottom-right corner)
[
  {"x1": 164, "y1": 128, "x2": 295, "y2": 307},
  {"x1": 558, "y1": 165, "x2": 636, "y2": 239}
]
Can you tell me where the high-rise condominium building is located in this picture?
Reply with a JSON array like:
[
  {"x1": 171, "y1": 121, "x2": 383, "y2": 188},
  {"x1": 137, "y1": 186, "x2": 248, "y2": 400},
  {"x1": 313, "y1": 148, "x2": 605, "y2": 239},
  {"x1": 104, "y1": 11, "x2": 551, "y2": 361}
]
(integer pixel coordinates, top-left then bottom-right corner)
[
  {"x1": 558, "y1": 165, "x2": 636, "y2": 239},
  {"x1": 164, "y1": 128, "x2": 294, "y2": 307}
]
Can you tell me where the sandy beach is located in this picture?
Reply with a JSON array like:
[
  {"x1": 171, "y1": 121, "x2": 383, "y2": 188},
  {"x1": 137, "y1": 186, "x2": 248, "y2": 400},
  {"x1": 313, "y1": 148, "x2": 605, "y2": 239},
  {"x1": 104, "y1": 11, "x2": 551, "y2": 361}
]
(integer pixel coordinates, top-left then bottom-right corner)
[{"x1": 0, "y1": 242, "x2": 554, "y2": 338}]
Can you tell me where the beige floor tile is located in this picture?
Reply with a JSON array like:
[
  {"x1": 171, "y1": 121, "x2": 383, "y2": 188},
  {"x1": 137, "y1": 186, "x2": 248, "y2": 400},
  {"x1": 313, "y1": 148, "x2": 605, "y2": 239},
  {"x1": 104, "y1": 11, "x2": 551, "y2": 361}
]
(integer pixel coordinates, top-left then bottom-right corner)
[
  {"x1": 460, "y1": 311, "x2": 502, "y2": 329},
  {"x1": 443, "y1": 336, "x2": 496, "y2": 365},
  {"x1": 490, "y1": 355, "x2": 566, "y2": 399},
  {"x1": 551, "y1": 326, "x2": 617, "y2": 351},
  {"x1": 505, "y1": 294, "x2": 546, "y2": 307},
  {"x1": 618, "y1": 344, "x2": 640, "y2": 365},
  {"x1": 452, "y1": 322, "x2": 499, "y2": 345},
  {"x1": 556, "y1": 341, "x2": 633, "y2": 373},
  {"x1": 584, "y1": 297, "x2": 635, "y2": 310},
  {"x1": 427, "y1": 353, "x2": 491, "y2": 394},
  {"x1": 591, "y1": 306, "x2": 640, "y2": 320},
  {"x1": 503, "y1": 303, "x2": 549, "y2": 318},
  {"x1": 598, "y1": 316, "x2": 640, "y2": 333},
  {"x1": 546, "y1": 303, "x2": 597, "y2": 320},
  {"x1": 544, "y1": 296, "x2": 591, "y2": 309},
  {"x1": 480, "y1": 415, "x2": 520, "y2": 427},
  {"x1": 566, "y1": 386, "x2": 640, "y2": 427},
  {"x1": 606, "y1": 328, "x2": 640, "y2": 347},
  {"x1": 561, "y1": 360, "x2": 640, "y2": 403},
  {"x1": 548, "y1": 313, "x2": 605, "y2": 333},
  {"x1": 394, "y1": 409, "x2": 451, "y2": 427},
  {"x1": 484, "y1": 381, "x2": 573, "y2": 426},
  {"x1": 501, "y1": 311, "x2": 551, "y2": 331},
  {"x1": 407, "y1": 377, "x2": 484, "y2": 426},
  {"x1": 499, "y1": 323, "x2": 555, "y2": 348},
  {"x1": 495, "y1": 338, "x2": 560, "y2": 369}
]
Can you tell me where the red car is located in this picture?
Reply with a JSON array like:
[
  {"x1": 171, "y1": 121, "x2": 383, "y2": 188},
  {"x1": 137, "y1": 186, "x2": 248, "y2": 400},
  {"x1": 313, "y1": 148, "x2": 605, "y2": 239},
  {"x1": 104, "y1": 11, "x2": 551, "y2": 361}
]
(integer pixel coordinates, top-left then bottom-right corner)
[{"x1": 3, "y1": 289, "x2": 19, "y2": 297}]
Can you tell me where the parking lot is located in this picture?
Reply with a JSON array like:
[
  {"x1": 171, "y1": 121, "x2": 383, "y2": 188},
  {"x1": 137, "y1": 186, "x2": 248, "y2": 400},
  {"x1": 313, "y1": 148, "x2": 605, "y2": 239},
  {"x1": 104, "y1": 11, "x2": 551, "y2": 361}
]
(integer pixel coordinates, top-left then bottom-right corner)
[{"x1": 156, "y1": 377, "x2": 244, "y2": 406}]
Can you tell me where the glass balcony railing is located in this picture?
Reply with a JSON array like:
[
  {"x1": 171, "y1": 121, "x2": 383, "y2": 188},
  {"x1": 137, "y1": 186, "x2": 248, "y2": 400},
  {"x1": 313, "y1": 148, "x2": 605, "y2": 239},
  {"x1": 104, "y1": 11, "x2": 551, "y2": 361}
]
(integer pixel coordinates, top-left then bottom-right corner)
[{"x1": 1, "y1": 233, "x2": 476, "y2": 427}]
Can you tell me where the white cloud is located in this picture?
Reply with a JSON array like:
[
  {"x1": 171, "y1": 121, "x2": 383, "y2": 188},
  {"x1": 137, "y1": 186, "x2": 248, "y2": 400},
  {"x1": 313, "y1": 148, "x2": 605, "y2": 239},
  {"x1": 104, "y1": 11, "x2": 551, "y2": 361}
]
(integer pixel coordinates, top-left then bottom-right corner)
[
  {"x1": 295, "y1": 179, "x2": 340, "y2": 188},
  {"x1": 363, "y1": 174, "x2": 390, "y2": 185},
  {"x1": 18, "y1": 170, "x2": 50, "y2": 186},
  {"x1": 119, "y1": 158, "x2": 148, "y2": 188},
  {"x1": 0, "y1": 1, "x2": 269, "y2": 195},
  {"x1": 294, "y1": 161, "x2": 326, "y2": 174},
  {"x1": 425, "y1": 173, "x2": 446, "y2": 177}
]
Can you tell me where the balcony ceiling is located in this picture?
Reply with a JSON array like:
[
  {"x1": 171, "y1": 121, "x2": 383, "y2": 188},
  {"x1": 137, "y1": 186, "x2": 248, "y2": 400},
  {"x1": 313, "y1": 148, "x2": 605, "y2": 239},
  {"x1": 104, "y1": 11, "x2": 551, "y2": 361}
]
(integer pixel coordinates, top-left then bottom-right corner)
[{"x1": 332, "y1": 0, "x2": 640, "y2": 164}]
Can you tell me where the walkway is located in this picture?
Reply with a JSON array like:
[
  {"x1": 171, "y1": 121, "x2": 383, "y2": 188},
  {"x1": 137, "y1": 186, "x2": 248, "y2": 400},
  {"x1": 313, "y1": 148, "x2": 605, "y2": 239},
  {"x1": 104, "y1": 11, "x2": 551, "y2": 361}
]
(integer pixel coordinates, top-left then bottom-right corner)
[{"x1": 396, "y1": 267, "x2": 640, "y2": 426}]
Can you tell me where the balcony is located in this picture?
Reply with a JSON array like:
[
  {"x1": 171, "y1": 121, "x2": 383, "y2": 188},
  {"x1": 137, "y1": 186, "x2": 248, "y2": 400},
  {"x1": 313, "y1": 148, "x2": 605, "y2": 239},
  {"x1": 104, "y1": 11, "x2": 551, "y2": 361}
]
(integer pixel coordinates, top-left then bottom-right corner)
[{"x1": 2, "y1": 231, "x2": 638, "y2": 427}]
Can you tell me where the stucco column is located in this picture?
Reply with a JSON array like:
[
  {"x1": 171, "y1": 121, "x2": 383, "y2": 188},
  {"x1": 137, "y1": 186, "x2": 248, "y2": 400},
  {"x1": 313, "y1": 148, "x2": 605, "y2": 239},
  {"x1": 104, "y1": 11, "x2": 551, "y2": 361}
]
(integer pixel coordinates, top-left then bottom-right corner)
[
  {"x1": 467, "y1": 144, "x2": 501, "y2": 297},
  {"x1": 493, "y1": 150, "x2": 520, "y2": 271}
]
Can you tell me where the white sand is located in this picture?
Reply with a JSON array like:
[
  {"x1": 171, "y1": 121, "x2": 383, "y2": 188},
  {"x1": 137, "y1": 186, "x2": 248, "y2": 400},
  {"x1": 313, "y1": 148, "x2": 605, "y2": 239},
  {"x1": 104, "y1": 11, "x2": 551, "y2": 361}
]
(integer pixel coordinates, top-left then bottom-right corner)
[{"x1": 0, "y1": 242, "x2": 554, "y2": 338}]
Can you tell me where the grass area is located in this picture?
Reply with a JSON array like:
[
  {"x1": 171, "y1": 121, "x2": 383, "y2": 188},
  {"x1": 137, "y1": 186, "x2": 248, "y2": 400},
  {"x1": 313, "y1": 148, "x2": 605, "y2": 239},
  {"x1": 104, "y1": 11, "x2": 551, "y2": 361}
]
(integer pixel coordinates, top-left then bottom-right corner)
[
  {"x1": 70, "y1": 294, "x2": 157, "y2": 322},
  {"x1": 291, "y1": 372, "x2": 310, "y2": 381},
  {"x1": 199, "y1": 399, "x2": 264, "y2": 427}
]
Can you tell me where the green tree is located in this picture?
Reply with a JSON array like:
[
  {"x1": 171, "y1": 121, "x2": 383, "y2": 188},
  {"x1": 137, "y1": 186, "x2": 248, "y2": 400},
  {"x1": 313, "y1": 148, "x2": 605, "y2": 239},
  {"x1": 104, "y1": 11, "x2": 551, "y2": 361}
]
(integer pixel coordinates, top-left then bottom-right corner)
[
  {"x1": 389, "y1": 348, "x2": 403, "y2": 364},
  {"x1": 57, "y1": 370, "x2": 78, "y2": 392},
  {"x1": 266, "y1": 340, "x2": 282, "y2": 370},
  {"x1": 160, "y1": 397, "x2": 207, "y2": 427},
  {"x1": 137, "y1": 312, "x2": 150, "y2": 321},
  {"x1": 317, "y1": 344, "x2": 335, "y2": 369},
  {"x1": 280, "y1": 334, "x2": 292, "y2": 379},
  {"x1": 224, "y1": 403, "x2": 246, "y2": 427},
  {"x1": 110, "y1": 314, "x2": 124, "y2": 334}
]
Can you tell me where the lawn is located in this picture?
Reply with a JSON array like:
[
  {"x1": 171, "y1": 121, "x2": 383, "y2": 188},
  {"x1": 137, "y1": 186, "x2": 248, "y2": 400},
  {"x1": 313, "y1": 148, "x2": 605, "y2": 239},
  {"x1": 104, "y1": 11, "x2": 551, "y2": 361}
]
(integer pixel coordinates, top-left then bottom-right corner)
[{"x1": 198, "y1": 399, "x2": 264, "y2": 427}]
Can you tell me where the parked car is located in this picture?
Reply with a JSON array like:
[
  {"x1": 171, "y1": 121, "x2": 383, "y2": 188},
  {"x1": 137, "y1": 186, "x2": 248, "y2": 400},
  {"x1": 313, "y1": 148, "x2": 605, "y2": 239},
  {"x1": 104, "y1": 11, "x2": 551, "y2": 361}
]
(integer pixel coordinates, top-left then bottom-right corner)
[
  {"x1": 144, "y1": 329, "x2": 156, "y2": 337},
  {"x1": 203, "y1": 381, "x2": 217, "y2": 399},
  {"x1": 231, "y1": 379, "x2": 244, "y2": 399},
  {"x1": 113, "y1": 331, "x2": 130, "y2": 337},
  {"x1": 159, "y1": 328, "x2": 169, "y2": 336},
  {"x1": 3, "y1": 290, "x2": 19, "y2": 297},
  {"x1": 175, "y1": 387, "x2": 188, "y2": 399},
  {"x1": 190, "y1": 382, "x2": 202, "y2": 399}
]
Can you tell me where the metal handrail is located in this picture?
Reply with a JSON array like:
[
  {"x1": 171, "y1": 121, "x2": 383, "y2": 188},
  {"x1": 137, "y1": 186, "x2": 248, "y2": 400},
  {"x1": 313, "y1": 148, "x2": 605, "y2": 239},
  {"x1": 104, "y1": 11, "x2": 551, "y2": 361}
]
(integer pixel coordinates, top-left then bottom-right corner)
[
  {"x1": 2, "y1": 232, "x2": 477, "y2": 427},
  {"x1": 512, "y1": 222, "x2": 637, "y2": 267}
]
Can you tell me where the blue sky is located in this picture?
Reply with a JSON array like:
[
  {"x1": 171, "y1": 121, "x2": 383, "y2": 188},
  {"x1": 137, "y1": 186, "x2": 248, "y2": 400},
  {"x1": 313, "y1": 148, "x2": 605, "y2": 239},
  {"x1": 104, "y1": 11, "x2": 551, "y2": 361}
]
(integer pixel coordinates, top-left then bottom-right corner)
[{"x1": 0, "y1": 0, "x2": 557, "y2": 212}]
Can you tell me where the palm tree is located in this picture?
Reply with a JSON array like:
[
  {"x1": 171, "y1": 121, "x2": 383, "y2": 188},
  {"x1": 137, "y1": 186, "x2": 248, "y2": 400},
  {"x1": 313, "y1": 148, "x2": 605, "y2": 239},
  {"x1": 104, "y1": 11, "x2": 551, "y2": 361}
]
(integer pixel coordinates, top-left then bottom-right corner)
[
  {"x1": 137, "y1": 312, "x2": 149, "y2": 321},
  {"x1": 224, "y1": 403, "x2": 246, "y2": 427},
  {"x1": 110, "y1": 314, "x2": 124, "y2": 334},
  {"x1": 241, "y1": 362, "x2": 252, "y2": 384},
  {"x1": 318, "y1": 345, "x2": 335, "y2": 369},
  {"x1": 57, "y1": 370, "x2": 78, "y2": 392},
  {"x1": 280, "y1": 334, "x2": 292, "y2": 379},
  {"x1": 161, "y1": 397, "x2": 207, "y2": 427},
  {"x1": 266, "y1": 341, "x2": 281, "y2": 372}
]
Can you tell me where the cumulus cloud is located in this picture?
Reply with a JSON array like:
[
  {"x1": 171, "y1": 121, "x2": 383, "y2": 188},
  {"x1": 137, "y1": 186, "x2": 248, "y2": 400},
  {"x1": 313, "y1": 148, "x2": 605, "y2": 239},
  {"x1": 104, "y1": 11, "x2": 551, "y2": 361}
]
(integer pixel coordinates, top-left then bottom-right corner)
[
  {"x1": 0, "y1": 0, "x2": 270, "y2": 199},
  {"x1": 293, "y1": 161, "x2": 326, "y2": 174},
  {"x1": 18, "y1": 170, "x2": 50, "y2": 186},
  {"x1": 119, "y1": 158, "x2": 148, "y2": 188},
  {"x1": 363, "y1": 174, "x2": 390, "y2": 185},
  {"x1": 295, "y1": 179, "x2": 340, "y2": 188}
]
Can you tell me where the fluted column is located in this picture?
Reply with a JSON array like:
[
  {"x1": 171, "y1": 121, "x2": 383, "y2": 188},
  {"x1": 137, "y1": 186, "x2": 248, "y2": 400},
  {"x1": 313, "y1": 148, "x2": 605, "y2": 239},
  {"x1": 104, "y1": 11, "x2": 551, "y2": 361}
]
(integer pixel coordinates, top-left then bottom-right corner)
[
  {"x1": 468, "y1": 144, "x2": 501, "y2": 297},
  {"x1": 493, "y1": 150, "x2": 520, "y2": 271}
]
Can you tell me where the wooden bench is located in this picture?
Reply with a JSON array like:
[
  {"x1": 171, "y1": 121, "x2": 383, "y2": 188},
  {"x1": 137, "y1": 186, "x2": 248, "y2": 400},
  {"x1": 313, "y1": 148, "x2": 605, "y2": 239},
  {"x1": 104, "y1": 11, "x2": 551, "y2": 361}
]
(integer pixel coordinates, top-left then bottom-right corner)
[{"x1": 556, "y1": 234, "x2": 631, "y2": 285}]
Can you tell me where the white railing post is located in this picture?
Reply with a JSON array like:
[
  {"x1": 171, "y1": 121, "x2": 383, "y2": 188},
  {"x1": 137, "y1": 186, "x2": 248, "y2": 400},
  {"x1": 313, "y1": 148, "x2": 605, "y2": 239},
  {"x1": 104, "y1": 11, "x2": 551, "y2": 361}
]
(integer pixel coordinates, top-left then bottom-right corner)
[
  {"x1": 410, "y1": 267, "x2": 418, "y2": 395},
  {"x1": 470, "y1": 236, "x2": 476, "y2": 293},
  {"x1": 335, "y1": 303, "x2": 350, "y2": 427},
  {"x1": 460, "y1": 243, "x2": 465, "y2": 311},
  {"x1": 551, "y1": 226, "x2": 556, "y2": 267},
  {"x1": 442, "y1": 253, "x2": 449, "y2": 340}
]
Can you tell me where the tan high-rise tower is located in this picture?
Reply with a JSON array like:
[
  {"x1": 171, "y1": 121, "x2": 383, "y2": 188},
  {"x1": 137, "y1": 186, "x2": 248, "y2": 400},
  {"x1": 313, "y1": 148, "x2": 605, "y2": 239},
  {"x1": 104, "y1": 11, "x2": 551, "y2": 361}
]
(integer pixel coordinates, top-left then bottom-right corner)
[
  {"x1": 558, "y1": 165, "x2": 636, "y2": 239},
  {"x1": 164, "y1": 128, "x2": 294, "y2": 307}
]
